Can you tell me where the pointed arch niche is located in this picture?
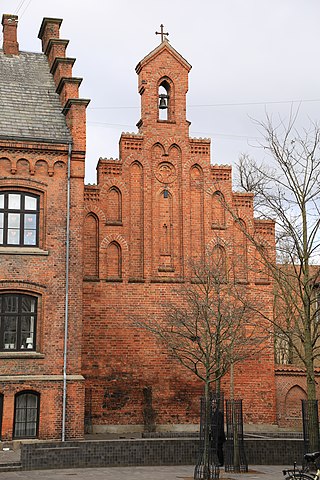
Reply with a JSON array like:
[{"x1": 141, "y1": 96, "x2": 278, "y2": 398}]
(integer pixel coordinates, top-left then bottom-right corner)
[
  {"x1": 254, "y1": 245, "x2": 269, "y2": 284},
  {"x1": 190, "y1": 165, "x2": 204, "y2": 262},
  {"x1": 158, "y1": 190, "x2": 174, "y2": 272},
  {"x1": 129, "y1": 161, "x2": 144, "y2": 279},
  {"x1": 234, "y1": 219, "x2": 248, "y2": 282},
  {"x1": 212, "y1": 244, "x2": 227, "y2": 280},
  {"x1": 106, "y1": 186, "x2": 122, "y2": 225},
  {"x1": 106, "y1": 241, "x2": 122, "y2": 280},
  {"x1": 211, "y1": 191, "x2": 226, "y2": 229},
  {"x1": 84, "y1": 213, "x2": 99, "y2": 278}
]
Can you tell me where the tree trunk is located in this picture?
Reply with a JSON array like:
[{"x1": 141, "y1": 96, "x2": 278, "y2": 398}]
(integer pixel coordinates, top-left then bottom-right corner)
[{"x1": 203, "y1": 380, "x2": 211, "y2": 479}]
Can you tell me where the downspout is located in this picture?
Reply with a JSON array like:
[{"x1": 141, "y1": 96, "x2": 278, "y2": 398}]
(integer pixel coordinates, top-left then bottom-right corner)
[{"x1": 62, "y1": 141, "x2": 72, "y2": 441}]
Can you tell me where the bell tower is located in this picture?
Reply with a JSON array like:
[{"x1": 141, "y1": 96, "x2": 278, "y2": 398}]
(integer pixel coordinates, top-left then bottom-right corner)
[{"x1": 135, "y1": 31, "x2": 192, "y2": 139}]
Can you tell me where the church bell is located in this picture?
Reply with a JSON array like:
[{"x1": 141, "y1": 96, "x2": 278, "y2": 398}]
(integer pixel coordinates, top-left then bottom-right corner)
[{"x1": 159, "y1": 93, "x2": 168, "y2": 109}]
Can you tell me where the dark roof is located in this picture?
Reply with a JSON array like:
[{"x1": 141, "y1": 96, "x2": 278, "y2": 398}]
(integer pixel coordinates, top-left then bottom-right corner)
[{"x1": 0, "y1": 50, "x2": 72, "y2": 144}]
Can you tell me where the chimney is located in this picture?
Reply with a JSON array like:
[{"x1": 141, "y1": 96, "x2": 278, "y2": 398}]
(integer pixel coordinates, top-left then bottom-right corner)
[{"x1": 2, "y1": 14, "x2": 19, "y2": 55}]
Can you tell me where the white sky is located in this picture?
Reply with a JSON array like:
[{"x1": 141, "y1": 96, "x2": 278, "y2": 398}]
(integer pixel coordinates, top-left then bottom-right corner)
[{"x1": 1, "y1": 0, "x2": 320, "y2": 184}]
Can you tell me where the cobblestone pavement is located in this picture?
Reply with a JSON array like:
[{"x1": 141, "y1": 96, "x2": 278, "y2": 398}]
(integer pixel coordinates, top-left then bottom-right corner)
[{"x1": 0, "y1": 464, "x2": 288, "y2": 479}]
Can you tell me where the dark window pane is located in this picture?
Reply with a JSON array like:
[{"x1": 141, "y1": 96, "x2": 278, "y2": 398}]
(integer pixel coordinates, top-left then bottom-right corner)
[
  {"x1": 4, "y1": 314, "x2": 17, "y2": 349},
  {"x1": 1, "y1": 295, "x2": 37, "y2": 352},
  {"x1": 26, "y1": 394, "x2": 37, "y2": 408},
  {"x1": 14, "y1": 393, "x2": 39, "y2": 438},
  {"x1": 25, "y1": 423, "x2": 37, "y2": 437},
  {"x1": 3, "y1": 296, "x2": 18, "y2": 313},
  {"x1": 26, "y1": 408, "x2": 37, "y2": 423},
  {"x1": 15, "y1": 409, "x2": 24, "y2": 423},
  {"x1": 14, "y1": 423, "x2": 24, "y2": 437},
  {"x1": 16, "y1": 395, "x2": 27, "y2": 408},
  {"x1": 21, "y1": 297, "x2": 32, "y2": 313}
]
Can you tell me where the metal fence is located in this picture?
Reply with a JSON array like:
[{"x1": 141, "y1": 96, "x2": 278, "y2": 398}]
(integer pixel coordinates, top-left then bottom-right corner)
[
  {"x1": 302, "y1": 399, "x2": 319, "y2": 455},
  {"x1": 225, "y1": 399, "x2": 248, "y2": 473},
  {"x1": 194, "y1": 392, "x2": 223, "y2": 480}
]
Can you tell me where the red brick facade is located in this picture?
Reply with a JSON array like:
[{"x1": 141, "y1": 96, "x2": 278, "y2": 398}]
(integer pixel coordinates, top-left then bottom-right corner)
[
  {"x1": 82, "y1": 40, "x2": 277, "y2": 433},
  {"x1": 0, "y1": 16, "x2": 88, "y2": 441},
  {"x1": 0, "y1": 15, "x2": 309, "y2": 441}
]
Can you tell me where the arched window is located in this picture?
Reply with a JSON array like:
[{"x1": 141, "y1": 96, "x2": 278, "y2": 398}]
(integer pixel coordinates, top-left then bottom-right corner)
[
  {"x1": 0, "y1": 191, "x2": 39, "y2": 246},
  {"x1": 14, "y1": 391, "x2": 40, "y2": 438},
  {"x1": 0, "y1": 294, "x2": 37, "y2": 351},
  {"x1": 158, "y1": 80, "x2": 170, "y2": 121}
]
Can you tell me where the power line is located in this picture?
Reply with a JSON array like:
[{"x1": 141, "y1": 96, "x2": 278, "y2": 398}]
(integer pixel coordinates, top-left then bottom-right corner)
[
  {"x1": 19, "y1": 0, "x2": 33, "y2": 19},
  {"x1": 87, "y1": 121, "x2": 261, "y2": 142},
  {"x1": 0, "y1": 0, "x2": 33, "y2": 43},
  {"x1": 88, "y1": 98, "x2": 320, "y2": 110},
  {"x1": 14, "y1": 0, "x2": 28, "y2": 14}
]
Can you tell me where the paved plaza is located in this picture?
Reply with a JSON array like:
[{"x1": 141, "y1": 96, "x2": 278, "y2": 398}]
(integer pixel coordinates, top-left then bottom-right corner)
[{"x1": 0, "y1": 464, "x2": 288, "y2": 479}]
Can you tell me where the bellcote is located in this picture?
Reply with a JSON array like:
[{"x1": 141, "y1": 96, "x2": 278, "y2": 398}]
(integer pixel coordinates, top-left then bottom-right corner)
[{"x1": 135, "y1": 39, "x2": 192, "y2": 136}]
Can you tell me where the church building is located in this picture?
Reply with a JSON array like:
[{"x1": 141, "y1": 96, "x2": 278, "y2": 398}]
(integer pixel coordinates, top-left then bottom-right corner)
[{"x1": 0, "y1": 14, "x2": 307, "y2": 441}]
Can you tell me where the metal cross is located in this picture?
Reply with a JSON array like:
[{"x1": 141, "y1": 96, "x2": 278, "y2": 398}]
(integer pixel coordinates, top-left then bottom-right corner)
[{"x1": 156, "y1": 24, "x2": 169, "y2": 42}]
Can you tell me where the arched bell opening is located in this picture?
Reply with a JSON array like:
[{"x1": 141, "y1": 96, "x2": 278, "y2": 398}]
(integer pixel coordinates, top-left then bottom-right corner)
[{"x1": 158, "y1": 79, "x2": 171, "y2": 121}]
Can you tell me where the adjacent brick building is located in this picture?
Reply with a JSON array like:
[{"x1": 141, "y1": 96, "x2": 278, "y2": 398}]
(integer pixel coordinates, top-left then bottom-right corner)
[
  {"x1": 0, "y1": 14, "x2": 88, "y2": 441},
  {"x1": 0, "y1": 14, "x2": 313, "y2": 441}
]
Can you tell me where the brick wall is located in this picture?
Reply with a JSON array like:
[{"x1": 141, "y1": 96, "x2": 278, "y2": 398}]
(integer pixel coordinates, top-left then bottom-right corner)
[
  {"x1": 82, "y1": 40, "x2": 277, "y2": 431},
  {"x1": 0, "y1": 15, "x2": 88, "y2": 441}
]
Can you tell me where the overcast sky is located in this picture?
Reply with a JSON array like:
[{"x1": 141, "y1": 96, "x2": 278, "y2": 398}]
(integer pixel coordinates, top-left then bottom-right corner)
[{"x1": 1, "y1": 0, "x2": 320, "y2": 184}]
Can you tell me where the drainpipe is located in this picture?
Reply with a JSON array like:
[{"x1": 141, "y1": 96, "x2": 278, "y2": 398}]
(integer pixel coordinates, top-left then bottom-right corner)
[{"x1": 62, "y1": 142, "x2": 72, "y2": 441}]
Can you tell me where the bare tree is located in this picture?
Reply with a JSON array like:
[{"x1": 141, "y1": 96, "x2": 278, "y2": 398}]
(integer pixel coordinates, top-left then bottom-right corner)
[
  {"x1": 134, "y1": 248, "x2": 265, "y2": 478},
  {"x1": 235, "y1": 112, "x2": 320, "y2": 448}
]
